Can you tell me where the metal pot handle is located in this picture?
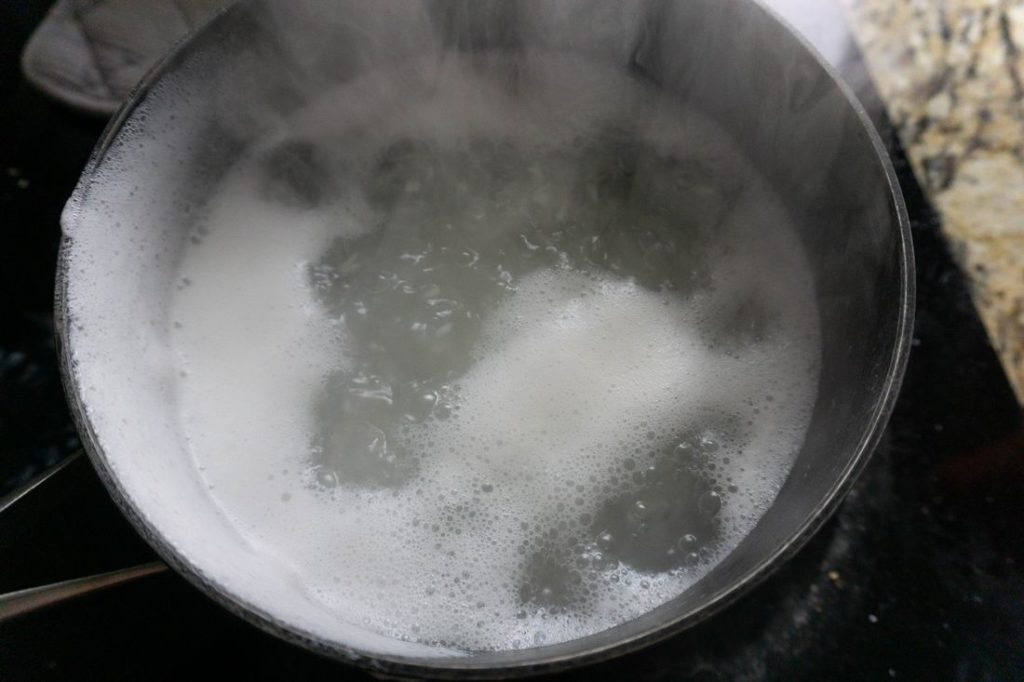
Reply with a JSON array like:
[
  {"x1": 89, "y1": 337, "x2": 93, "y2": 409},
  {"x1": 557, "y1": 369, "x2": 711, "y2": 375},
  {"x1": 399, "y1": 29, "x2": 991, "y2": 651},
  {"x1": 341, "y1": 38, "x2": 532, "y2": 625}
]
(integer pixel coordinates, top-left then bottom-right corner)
[{"x1": 0, "y1": 453, "x2": 166, "y2": 622}]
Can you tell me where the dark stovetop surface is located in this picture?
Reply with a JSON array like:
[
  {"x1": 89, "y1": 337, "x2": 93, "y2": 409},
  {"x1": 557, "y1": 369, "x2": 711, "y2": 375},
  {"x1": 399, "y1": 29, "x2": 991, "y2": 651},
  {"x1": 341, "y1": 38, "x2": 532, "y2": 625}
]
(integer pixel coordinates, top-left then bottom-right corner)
[{"x1": 2, "y1": 3, "x2": 1022, "y2": 680}]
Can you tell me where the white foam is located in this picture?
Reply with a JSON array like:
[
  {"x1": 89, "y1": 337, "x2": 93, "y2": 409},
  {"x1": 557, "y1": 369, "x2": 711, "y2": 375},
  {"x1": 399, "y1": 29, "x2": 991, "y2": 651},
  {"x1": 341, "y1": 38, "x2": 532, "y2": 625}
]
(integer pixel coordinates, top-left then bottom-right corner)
[{"x1": 69, "y1": 51, "x2": 822, "y2": 654}]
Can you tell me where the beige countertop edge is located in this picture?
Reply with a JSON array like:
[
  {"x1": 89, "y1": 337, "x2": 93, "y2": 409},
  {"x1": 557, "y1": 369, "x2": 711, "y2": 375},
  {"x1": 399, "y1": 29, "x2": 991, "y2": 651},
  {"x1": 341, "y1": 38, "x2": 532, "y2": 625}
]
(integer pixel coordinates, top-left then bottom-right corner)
[{"x1": 840, "y1": 0, "x2": 1024, "y2": 406}]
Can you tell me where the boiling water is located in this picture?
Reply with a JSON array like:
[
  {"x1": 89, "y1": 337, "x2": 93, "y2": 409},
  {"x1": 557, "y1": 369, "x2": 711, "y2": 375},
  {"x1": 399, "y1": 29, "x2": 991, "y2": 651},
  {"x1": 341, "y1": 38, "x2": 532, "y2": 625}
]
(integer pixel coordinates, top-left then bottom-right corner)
[{"x1": 167, "y1": 55, "x2": 821, "y2": 651}]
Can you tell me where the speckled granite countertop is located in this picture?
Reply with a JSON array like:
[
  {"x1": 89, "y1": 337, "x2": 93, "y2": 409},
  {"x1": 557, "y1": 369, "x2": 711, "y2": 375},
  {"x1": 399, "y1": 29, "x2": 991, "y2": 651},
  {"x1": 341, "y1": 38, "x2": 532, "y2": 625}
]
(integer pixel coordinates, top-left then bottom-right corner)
[{"x1": 841, "y1": 0, "x2": 1024, "y2": 405}]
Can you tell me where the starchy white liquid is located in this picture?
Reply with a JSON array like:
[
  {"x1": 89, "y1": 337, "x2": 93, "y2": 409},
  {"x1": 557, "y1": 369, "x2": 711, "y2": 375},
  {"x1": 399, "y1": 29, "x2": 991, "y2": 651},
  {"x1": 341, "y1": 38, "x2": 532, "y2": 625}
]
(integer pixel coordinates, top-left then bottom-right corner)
[{"x1": 106, "y1": 54, "x2": 822, "y2": 651}]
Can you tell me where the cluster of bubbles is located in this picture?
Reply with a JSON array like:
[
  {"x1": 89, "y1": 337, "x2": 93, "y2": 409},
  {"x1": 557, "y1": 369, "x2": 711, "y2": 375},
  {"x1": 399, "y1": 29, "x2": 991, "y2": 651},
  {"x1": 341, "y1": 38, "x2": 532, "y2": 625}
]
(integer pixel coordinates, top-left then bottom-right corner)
[
  {"x1": 290, "y1": 128, "x2": 741, "y2": 491},
  {"x1": 297, "y1": 372, "x2": 792, "y2": 651},
  {"x1": 162, "y1": 54, "x2": 821, "y2": 652},
  {"x1": 277, "y1": 126, "x2": 792, "y2": 639}
]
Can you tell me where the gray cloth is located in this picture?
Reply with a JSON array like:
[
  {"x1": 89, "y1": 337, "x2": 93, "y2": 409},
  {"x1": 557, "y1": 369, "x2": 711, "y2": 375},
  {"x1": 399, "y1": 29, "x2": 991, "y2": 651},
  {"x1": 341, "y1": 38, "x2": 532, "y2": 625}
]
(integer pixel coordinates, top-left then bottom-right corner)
[{"x1": 21, "y1": 0, "x2": 225, "y2": 115}]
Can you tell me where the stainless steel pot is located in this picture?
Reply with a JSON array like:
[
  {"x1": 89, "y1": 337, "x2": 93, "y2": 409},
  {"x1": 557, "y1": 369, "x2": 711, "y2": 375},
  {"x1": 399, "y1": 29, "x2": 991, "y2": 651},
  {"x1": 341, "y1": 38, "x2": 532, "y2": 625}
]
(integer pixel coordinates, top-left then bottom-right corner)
[{"x1": 50, "y1": 0, "x2": 912, "y2": 676}]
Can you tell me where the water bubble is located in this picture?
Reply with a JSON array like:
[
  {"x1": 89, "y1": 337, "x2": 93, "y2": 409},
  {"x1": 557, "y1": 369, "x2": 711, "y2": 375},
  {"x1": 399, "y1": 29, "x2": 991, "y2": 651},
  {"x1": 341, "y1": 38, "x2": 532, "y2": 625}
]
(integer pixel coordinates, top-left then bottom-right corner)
[
  {"x1": 315, "y1": 469, "x2": 338, "y2": 489},
  {"x1": 698, "y1": 491, "x2": 722, "y2": 517},
  {"x1": 678, "y1": 534, "x2": 699, "y2": 549}
]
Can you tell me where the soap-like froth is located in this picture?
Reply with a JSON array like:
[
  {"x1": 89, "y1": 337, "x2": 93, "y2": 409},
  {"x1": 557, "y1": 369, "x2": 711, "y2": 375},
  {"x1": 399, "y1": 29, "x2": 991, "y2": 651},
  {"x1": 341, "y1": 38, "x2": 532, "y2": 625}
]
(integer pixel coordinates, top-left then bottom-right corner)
[{"x1": 74, "y1": 52, "x2": 822, "y2": 653}]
